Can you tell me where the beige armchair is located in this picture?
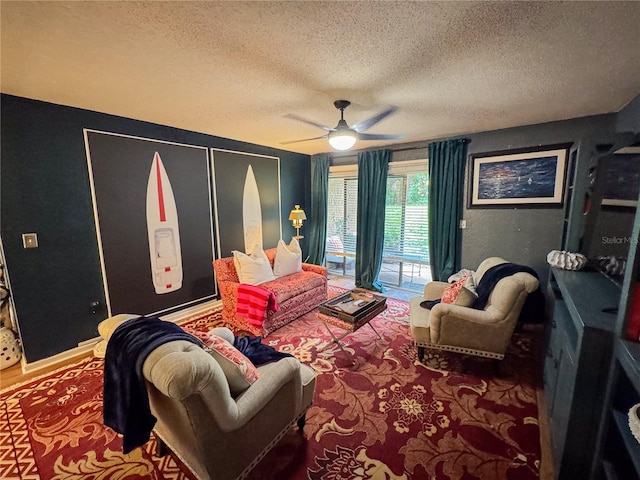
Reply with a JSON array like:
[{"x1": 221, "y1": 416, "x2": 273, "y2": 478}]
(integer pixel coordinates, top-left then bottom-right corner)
[
  {"x1": 409, "y1": 257, "x2": 539, "y2": 361},
  {"x1": 100, "y1": 315, "x2": 316, "y2": 480}
]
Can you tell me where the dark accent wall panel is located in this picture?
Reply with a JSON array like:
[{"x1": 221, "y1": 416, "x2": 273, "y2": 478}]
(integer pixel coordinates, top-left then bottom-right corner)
[{"x1": 0, "y1": 94, "x2": 310, "y2": 362}]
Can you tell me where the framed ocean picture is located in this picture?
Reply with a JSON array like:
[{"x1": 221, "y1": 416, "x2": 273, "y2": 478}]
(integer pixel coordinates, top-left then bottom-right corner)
[{"x1": 469, "y1": 145, "x2": 570, "y2": 208}]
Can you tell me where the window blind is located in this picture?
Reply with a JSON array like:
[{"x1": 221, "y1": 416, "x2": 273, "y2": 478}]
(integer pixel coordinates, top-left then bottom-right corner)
[
  {"x1": 383, "y1": 169, "x2": 429, "y2": 264},
  {"x1": 327, "y1": 175, "x2": 358, "y2": 254},
  {"x1": 327, "y1": 159, "x2": 429, "y2": 272}
]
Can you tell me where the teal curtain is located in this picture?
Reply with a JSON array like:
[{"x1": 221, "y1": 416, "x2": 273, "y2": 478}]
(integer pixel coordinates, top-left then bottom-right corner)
[
  {"x1": 307, "y1": 154, "x2": 330, "y2": 266},
  {"x1": 355, "y1": 149, "x2": 391, "y2": 291},
  {"x1": 428, "y1": 139, "x2": 468, "y2": 281}
]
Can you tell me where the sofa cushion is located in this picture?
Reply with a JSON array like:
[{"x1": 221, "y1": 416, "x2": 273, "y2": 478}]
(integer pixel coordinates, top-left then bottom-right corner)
[
  {"x1": 409, "y1": 296, "x2": 431, "y2": 343},
  {"x1": 232, "y1": 245, "x2": 275, "y2": 285},
  {"x1": 261, "y1": 270, "x2": 326, "y2": 303},
  {"x1": 273, "y1": 238, "x2": 302, "y2": 277},
  {"x1": 204, "y1": 335, "x2": 259, "y2": 395}
]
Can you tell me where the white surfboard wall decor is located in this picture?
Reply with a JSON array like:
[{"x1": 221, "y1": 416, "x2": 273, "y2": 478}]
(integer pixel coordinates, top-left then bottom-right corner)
[
  {"x1": 146, "y1": 151, "x2": 183, "y2": 294},
  {"x1": 242, "y1": 164, "x2": 263, "y2": 253}
]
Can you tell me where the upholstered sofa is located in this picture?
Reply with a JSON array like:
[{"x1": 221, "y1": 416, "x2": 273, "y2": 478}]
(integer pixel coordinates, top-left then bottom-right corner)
[
  {"x1": 213, "y1": 248, "x2": 327, "y2": 335},
  {"x1": 100, "y1": 314, "x2": 317, "y2": 480}
]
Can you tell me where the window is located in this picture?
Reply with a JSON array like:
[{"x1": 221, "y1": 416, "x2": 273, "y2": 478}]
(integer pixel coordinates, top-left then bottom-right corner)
[
  {"x1": 382, "y1": 161, "x2": 429, "y2": 289},
  {"x1": 326, "y1": 160, "x2": 430, "y2": 290},
  {"x1": 326, "y1": 166, "x2": 357, "y2": 276},
  {"x1": 327, "y1": 176, "x2": 358, "y2": 253},
  {"x1": 384, "y1": 162, "x2": 429, "y2": 261}
]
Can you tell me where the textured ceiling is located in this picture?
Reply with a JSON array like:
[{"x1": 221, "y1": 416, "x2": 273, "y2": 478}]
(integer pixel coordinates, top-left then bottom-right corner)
[{"x1": 2, "y1": 1, "x2": 640, "y2": 155}]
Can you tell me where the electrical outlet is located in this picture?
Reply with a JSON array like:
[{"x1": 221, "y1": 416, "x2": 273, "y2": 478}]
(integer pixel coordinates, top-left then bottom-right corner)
[
  {"x1": 460, "y1": 220, "x2": 467, "y2": 229},
  {"x1": 22, "y1": 233, "x2": 38, "y2": 248}
]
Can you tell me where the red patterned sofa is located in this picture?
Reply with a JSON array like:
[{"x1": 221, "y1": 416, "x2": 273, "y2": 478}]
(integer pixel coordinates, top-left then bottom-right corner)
[{"x1": 213, "y1": 248, "x2": 327, "y2": 336}]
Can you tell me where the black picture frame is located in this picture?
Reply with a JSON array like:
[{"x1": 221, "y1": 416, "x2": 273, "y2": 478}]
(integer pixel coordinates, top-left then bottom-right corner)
[
  {"x1": 211, "y1": 148, "x2": 282, "y2": 258},
  {"x1": 468, "y1": 144, "x2": 570, "y2": 208},
  {"x1": 84, "y1": 130, "x2": 217, "y2": 317},
  {"x1": 601, "y1": 149, "x2": 640, "y2": 208}
]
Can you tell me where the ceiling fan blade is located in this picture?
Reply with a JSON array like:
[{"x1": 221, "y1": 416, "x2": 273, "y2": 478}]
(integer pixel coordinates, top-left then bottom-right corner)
[
  {"x1": 351, "y1": 106, "x2": 398, "y2": 132},
  {"x1": 284, "y1": 113, "x2": 334, "y2": 132},
  {"x1": 280, "y1": 134, "x2": 329, "y2": 145},
  {"x1": 358, "y1": 133, "x2": 404, "y2": 141}
]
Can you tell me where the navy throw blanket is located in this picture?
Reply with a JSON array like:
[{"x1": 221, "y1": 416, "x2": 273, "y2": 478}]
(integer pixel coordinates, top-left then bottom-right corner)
[
  {"x1": 472, "y1": 263, "x2": 545, "y2": 325},
  {"x1": 472, "y1": 263, "x2": 538, "y2": 309},
  {"x1": 420, "y1": 298, "x2": 441, "y2": 310},
  {"x1": 233, "y1": 335, "x2": 293, "y2": 365},
  {"x1": 420, "y1": 263, "x2": 545, "y2": 325},
  {"x1": 103, "y1": 316, "x2": 202, "y2": 453}
]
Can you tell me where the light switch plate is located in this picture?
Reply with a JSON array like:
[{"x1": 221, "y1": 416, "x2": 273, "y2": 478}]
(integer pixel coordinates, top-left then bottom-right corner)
[
  {"x1": 460, "y1": 220, "x2": 467, "y2": 229},
  {"x1": 22, "y1": 233, "x2": 38, "y2": 248}
]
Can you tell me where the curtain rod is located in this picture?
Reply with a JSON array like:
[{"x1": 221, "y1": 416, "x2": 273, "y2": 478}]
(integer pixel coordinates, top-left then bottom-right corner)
[
  {"x1": 326, "y1": 137, "x2": 471, "y2": 158},
  {"x1": 390, "y1": 138, "x2": 471, "y2": 152}
]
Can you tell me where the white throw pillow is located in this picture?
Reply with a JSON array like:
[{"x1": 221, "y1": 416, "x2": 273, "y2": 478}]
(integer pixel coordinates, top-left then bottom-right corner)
[
  {"x1": 232, "y1": 244, "x2": 275, "y2": 285},
  {"x1": 273, "y1": 238, "x2": 302, "y2": 277}
]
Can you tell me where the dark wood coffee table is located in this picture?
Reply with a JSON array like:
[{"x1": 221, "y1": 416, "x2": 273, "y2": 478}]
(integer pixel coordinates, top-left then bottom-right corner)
[{"x1": 316, "y1": 288, "x2": 387, "y2": 361}]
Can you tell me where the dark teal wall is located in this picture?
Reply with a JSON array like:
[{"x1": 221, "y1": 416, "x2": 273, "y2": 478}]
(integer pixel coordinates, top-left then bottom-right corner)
[
  {"x1": 1, "y1": 94, "x2": 310, "y2": 362},
  {"x1": 462, "y1": 114, "x2": 619, "y2": 277},
  {"x1": 617, "y1": 93, "x2": 640, "y2": 133}
]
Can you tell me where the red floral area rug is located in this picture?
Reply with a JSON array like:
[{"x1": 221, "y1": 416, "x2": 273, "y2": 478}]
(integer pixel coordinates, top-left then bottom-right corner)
[
  {"x1": 0, "y1": 287, "x2": 541, "y2": 480},
  {"x1": 0, "y1": 357, "x2": 196, "y2": 480},
  {"x1": 183, "y1": 291, "x2": 542, "y2": 480}
]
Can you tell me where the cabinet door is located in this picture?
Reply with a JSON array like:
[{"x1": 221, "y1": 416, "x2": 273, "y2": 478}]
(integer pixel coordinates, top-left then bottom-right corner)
[
  {"x1": 545, "y1": 296, "x2": 575, "y2": 418},
  {"x1": 544, "y1": 318, "x2": 562, "y2": 416},
  {"x1": 549, "y1": 340, "x2": 576, "y2": 467}
]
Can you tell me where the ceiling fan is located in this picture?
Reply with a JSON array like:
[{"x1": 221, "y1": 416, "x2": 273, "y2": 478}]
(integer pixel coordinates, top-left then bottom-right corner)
[{"x1": 282, "y1": 100, "x2": 403, "y2": 151}]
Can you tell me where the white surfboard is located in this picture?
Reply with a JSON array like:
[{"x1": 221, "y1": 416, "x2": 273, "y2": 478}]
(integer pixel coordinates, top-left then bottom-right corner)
[
  {"x1": 243, "y1": 165, "x2": 263, "y2": 253},
  {"x1": 146, "y1": 151, "x2": 183, "y2": 294}
]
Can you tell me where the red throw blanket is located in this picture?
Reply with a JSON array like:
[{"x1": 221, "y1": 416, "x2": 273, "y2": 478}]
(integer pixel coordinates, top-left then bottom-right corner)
[{"x1": 236, "y1": 284, "x2": 279, "y2": 328}]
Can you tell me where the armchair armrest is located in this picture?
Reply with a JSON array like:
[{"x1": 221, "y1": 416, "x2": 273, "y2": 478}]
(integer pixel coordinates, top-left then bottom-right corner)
[
  {"x1": 423, "y1": 281, "x2": 448, "y2": 300},
  {"x1": 226, "y1": 357, "x2": 302, "y2": 431},
  {"x1": 429, "y1": 304, "x2": 511, "y2": 351},
  {"x1": 430, "y1": 303, "x2": 495, "y2": 328},
  {"x1": 302, "y1": 263, "x2": 327, "y2": 276},
  {"x1": 218, "y1": 280, "x2": 240, "y2": 301}
]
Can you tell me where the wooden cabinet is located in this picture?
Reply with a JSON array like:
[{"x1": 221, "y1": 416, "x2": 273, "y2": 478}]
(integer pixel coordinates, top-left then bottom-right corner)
[
  {"x1": 595, "y1": 205, "x2": 640, "y2": 479},
  {"x1": 544, "y1": 268, "x2": 618, "y2": 479}
]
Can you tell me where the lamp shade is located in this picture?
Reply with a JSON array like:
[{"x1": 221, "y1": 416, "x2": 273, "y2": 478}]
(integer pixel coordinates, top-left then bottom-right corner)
[
  {"x1": 288, "y1": 205, "x2": 307, "y2": 222},
  {"x1": 328, "y1": 129, "x2": 357, "y2": 151}
]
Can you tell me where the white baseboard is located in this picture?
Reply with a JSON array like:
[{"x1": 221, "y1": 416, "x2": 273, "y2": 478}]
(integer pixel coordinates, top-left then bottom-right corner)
[
  {"x1": 20, "y1": 341, "x2": 98, "y2": 374},
  {"x1": 20, "y1": 299, "x2": 222, "y2": 374},
  {"x1": 161, "y1": 299, "x2": 221, "y2": 323}
]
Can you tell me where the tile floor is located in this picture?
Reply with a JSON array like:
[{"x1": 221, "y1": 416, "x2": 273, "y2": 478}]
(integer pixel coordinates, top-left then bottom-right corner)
[
  {"x1": 327, "y1": 259, "x2": 430, "y2": 299},
  {"x1": 328, "y1": 274, "x2": 421, "y2": 302}
]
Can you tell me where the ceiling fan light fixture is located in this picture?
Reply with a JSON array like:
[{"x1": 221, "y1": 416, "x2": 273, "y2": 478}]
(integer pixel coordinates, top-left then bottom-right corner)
[
  {"x1": 283, "y1": 99, "x2": 399, "y2": 151},
  {"x1": 328, "y1": 129, "x2": 357, "y2": 150}
]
